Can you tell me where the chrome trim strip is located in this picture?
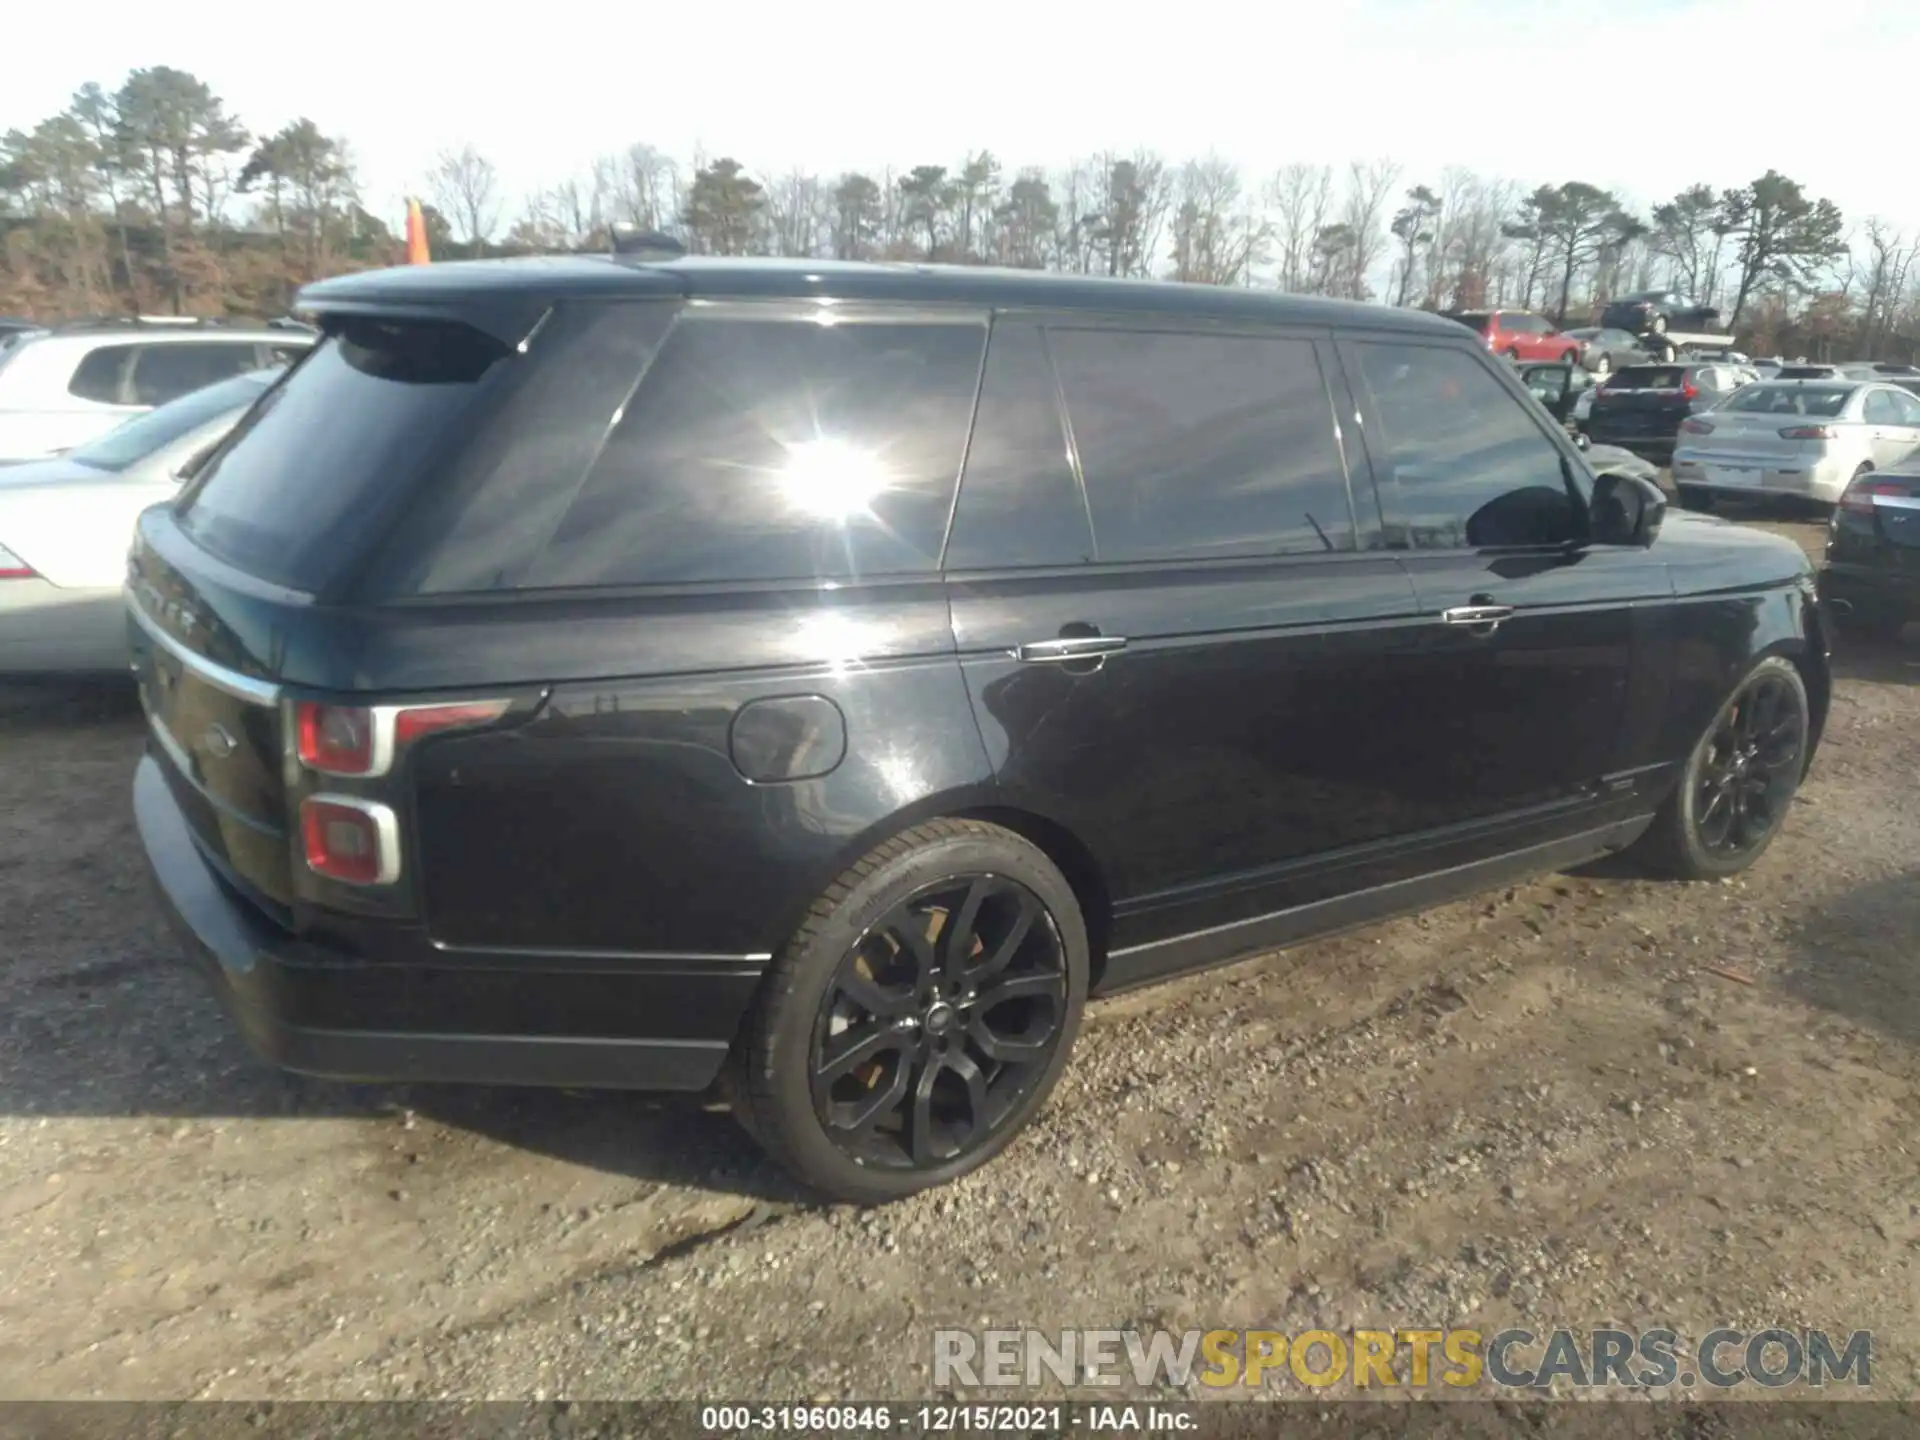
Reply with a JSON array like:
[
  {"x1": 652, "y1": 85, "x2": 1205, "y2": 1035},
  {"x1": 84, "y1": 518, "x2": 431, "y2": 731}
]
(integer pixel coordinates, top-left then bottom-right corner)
[
  {"x1": 301, "y1": 794, "x2": 402, "y2": 886},
  {"x1": 142, "y1": 707, "x2": 283, "y2": 838},
  {"x1": 125, "y1": 590, "x2": 281, "y2": 708}
]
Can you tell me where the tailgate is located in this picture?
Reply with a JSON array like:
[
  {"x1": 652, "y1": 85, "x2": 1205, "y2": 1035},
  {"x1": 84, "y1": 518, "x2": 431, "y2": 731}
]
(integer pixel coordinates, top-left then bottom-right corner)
[{"x1": 126, "y1": 508, "x2": 295, "y2": 916}]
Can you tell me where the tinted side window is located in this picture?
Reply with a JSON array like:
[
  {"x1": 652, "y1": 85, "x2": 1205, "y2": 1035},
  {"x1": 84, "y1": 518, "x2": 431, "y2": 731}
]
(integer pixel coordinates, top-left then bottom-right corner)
[
  {"x1": 532, "y1": 315, "x2": 986, "y2": 587},
  {"x1": 1048, "y1": 328, "x2": 1354, "y2": 561},
  {"x1": 1352, "y1": 342, "x2": 1578, "y2": 550},
  {"x1": 68, "y1": 345, "x2": 135, "y2": 403},
  {"x1": 945, "y1": 321, "x2": 1092, "y2": 570},
  {"x1": 129, "y1": 343, "x2": 262, "y2": 405}
]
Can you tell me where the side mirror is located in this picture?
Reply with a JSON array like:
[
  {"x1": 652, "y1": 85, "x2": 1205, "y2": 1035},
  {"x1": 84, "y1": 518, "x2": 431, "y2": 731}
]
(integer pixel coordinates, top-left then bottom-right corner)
[{"x1": 1590, "y1": 471, "x2": 1666, "y2": 547}]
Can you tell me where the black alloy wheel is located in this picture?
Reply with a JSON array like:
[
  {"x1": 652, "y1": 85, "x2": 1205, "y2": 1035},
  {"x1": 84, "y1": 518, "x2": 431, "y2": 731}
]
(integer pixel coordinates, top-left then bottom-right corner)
[
  {"x1": 1630, "y1": 656, "x2": 1810, "y2": 880},
  {"x1": 731, "y1": 818, "x2": 1088, "y2": 1203},
  {"x1": 810, "y1": 874, "x2": 1067, "y2": 1171},
  {"x1": 1691, "y1": 671, "x2": 1806, "y2": 859}
]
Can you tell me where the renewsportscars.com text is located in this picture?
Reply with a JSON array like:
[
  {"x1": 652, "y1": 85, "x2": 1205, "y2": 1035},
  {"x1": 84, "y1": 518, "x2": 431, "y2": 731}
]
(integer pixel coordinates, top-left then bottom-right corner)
[{"x1": 933, "y1": 1326, "x2": 1873, "y2": 1390}]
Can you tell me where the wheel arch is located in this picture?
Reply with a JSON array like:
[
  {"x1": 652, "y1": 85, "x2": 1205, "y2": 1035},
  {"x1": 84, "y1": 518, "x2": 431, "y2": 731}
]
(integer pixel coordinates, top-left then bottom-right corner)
[{"x1": 749, "y1": 788, "x2": 1119, "y2": 987}]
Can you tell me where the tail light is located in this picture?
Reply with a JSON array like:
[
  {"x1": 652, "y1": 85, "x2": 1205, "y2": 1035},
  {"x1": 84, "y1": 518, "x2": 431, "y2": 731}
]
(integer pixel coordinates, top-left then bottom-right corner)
[
  {"x1": 0, "y1": 543, "x2": 35, "y2": 579},
  {"x1": 300, "y1": 796, "x2": 399, "y2": 886},
  {"x1": 1779, "y1": 425, "x2": 1839, "y2": 441},
  {"x1": 1680, "y1": 380, "x2": 1699, "y2": 401},
  {"x1": 294, "y1": 698, "x2": 509, "y2": 777},
  {"x1": 1839, "y1": 476, "x2": 1909, "y2": 514},
  {"x1": 1679, "y1": 418, "x2": 1714, "y2": 435}
]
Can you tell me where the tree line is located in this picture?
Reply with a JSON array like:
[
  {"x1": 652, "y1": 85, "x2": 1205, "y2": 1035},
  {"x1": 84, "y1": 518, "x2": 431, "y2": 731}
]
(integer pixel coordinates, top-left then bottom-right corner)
[{"x1": 4, "y1": 66, "x2": 1914, "y2": 361}]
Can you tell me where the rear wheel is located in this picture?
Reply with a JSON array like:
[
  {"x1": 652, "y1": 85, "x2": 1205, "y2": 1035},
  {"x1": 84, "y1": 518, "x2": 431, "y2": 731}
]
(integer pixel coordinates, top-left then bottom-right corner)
[
  {"x1": 1651, "y1": 314, "x2": 1669, "y2": 335},
  {"x1": 1503, "y1": 346, "x2": 1521, "y2": 360},
  {"x1": 733, "y1": 819, "x2": 1089, "y2": 1204},
  {"x1": 1630, "y1": 656, "x2": 1809, "y2": 881},
  {"x1": 1562, "y1": 349, "x2": 1580, "y2": 365},
  {"x1": 1592, "y1": 354, "x2": 1612, "y2": 378}
]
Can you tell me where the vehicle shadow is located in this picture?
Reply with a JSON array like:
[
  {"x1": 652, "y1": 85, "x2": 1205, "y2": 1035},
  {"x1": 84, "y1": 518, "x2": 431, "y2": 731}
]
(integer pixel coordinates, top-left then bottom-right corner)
[
  {"x1": 1780, "y1": 868, "x2": 1920, "y2": 1049},
  {"x1": 1828, "y1": 630, "x2": 1919, "y2": 687}
]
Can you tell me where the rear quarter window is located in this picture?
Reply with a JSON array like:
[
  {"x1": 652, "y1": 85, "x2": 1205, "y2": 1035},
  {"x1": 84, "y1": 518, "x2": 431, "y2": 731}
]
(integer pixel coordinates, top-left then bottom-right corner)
[
  {"x1": 526, "y1": 313, "x2": 987, "y2": 588},
  {"x1": 175, "y1": 319, "x2": 510, "y2": 593},
  {"x1": 67, "y1": 344, "x2": 136, "y2": 404}
]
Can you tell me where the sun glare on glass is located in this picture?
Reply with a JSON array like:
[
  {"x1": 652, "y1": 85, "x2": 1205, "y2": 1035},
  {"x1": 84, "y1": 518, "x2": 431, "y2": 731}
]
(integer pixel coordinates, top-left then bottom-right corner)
[{"x1": 777, "y1": 438, "x2": 890, "y2": 521}]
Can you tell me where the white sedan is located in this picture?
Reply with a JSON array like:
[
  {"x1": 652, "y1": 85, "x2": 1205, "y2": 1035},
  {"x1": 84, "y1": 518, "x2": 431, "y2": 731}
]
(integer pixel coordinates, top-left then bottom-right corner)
[
  {"x1": 0, "y1": 368, "x2": 280, "y2": 673},
  {"x1": 1671, "y1": 379, "x2": 1920, "y2": 510}
]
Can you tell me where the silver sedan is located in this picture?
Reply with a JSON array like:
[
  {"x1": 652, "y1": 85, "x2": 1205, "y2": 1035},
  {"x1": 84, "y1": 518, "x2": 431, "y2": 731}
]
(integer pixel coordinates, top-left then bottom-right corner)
[{"x1": 1671, "y1": 380, "x2": 1920, "y2": 509}]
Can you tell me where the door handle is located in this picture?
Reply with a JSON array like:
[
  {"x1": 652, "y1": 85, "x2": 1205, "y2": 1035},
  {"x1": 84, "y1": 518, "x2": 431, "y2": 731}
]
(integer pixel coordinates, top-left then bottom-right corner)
[
  {"x1": 1013, "y1": 635, "x2": 1129, "y2": 663},
  {"x1": 1441, "y1": 604, "x2": 1515, "y2": 630}
]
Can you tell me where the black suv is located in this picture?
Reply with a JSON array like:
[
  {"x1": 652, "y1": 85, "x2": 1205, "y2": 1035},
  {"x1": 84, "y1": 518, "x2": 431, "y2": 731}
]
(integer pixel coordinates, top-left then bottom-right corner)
[
  {"x1": 1820, "y1": 466, "x2": 1920, "y2": 639},
  {"x1": 1586, "y1": 361, "x2": 1750, "y2": 460},
  {"x1": 131, "y1": 257, "x2": 1829, "y2": 1203}
]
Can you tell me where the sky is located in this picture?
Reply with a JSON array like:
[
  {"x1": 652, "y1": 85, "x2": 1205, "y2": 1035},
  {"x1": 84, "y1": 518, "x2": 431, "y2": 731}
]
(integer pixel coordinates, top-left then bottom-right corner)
[{"x1": 8, "y1": 0, "x2": 1919, "y2": 239}]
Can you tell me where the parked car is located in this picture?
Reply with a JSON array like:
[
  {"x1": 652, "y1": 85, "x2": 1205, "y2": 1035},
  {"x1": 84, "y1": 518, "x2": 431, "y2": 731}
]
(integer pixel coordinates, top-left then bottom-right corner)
[
  {"x1": 1774, "y1": 364, "x2": 1845, "y2": 381},
  {"x1": 0, "y1": 368, "x2": 284, "y2": 673},
  {"x1": 0, "y1": 317, "x2": 312, "y2": 465},
  {"x1": 1442, "y1": 309, "x2": 1584, "y2": 362},
  {"x1": 1585, "y1": 361, "x2": 1752, "y2": 460},
  {"x1": 1599, "y1": 290, "x2": 1722, "y2": 337},
  {"x1": 1752, "y1": 359, "x2": 1785, "y2": 379},
  {"x1": 1561, "y1": 327, "x2": 1649, "y2": 377},
  {"x1": 130, "y1": 255, "x2": 1827, "y2": 1203},
  {"x1": 1818, "y1": 465, "x2": 1920, "y2": 640},
  {"x1": 1670, "y1": 380, "x2": 1920, "y2": 511}
]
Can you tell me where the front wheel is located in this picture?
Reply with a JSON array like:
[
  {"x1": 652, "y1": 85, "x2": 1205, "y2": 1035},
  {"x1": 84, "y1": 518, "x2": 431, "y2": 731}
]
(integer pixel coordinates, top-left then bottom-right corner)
[
  {"x1": 1651, "y1": 314, "x2": 1669, "y2": 335},
  {"x1": 1562, "y1": 349, "x2": 1581, "y2": 365},
  {"x1": 1629, "y1": 656, "x2": 1809, "y2": 881},
  {"x1": 1591, "y1": 354, "x2": 1612, "y2": 378},
  {"x1": 732, "y1": 819, "x2": 1089, "y2": 1203}
]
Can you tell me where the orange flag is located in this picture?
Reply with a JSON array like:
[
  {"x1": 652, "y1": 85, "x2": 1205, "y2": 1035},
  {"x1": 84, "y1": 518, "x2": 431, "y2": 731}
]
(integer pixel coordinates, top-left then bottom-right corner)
[{"x1": 404, "y1": 198, "x2": 431, "y2": 265}]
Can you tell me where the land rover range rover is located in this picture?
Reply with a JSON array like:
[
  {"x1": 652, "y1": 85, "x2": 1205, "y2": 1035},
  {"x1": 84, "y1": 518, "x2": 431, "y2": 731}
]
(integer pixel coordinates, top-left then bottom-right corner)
[{"x1": 130, "y1": 256, "x2": 1829, "y2": 1202}]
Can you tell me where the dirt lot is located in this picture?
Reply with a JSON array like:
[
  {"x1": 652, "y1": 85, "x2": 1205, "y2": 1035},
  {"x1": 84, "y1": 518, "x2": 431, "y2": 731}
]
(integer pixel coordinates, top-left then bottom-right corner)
[{"x1": 2, "y1": 510, "x2": 1916, "y2": 1405}]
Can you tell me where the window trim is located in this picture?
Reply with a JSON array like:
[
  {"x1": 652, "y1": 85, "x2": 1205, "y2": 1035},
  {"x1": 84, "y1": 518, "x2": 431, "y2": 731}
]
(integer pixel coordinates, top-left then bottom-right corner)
[{"x1": 1336, "y1": 335, "x2": 1596, "y2": 555}]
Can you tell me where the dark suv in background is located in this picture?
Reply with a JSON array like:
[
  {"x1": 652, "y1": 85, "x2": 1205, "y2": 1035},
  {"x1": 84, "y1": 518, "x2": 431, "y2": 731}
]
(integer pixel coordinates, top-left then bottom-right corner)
[
  {"x1": 131, "y1": 257, "x2": 1828, "y2": 1202},
  {"x1": 1586, "y1": 361, "x2": 1752, "y2": 459}
]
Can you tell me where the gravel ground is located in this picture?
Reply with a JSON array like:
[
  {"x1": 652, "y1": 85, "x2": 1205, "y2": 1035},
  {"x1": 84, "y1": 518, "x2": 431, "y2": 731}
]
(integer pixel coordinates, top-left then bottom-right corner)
[{"x1": 2, "y1": 509, "x2": 1917, "y2": 1405}]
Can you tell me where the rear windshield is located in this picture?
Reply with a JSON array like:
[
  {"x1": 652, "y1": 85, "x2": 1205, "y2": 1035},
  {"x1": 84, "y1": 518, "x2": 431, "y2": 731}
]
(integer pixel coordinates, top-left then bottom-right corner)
[
  {"x1": 174, "y1": 319, "x2": 507, "y2": 591},
  {"x1": 1605, "y1": 366, "x2": 1688, "y2": 390},
  {"x1": 1720, "y1": 384, "x2": 1856, "y2": 417},
  {"x1": 67, "y1": 370, "x2": 275, "y2": 472}
]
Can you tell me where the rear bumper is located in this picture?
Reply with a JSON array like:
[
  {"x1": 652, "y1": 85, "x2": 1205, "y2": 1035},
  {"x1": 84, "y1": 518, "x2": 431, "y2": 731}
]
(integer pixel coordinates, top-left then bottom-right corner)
[
  {"x1": 133, "y1": 754, "x2": 758, "y2": 1091},
  {"x1": 1819, "y1": 561, "x2": 1920, "y2": 615},
  {"x1": 1671, "y1": 455, "x2": 1849, "y2": 501},
  {"x1": 0, "y1": 579, "x2": 128, "y2": 674}
]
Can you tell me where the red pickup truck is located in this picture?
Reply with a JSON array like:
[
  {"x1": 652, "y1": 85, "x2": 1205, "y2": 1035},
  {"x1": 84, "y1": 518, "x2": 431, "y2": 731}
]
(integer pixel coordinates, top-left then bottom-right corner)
[{"x1": 1444, "y1": 309, "x2": 1584, "y2": 363}]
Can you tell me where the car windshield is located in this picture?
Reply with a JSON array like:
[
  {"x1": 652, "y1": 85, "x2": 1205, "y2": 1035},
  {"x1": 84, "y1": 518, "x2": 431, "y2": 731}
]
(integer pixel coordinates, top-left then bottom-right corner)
[
  {"x1": 1720, "y1": 384, "x2": 1856, "y2": 417},
  {"x1": 65, "y1": 370, "x2": 277, "y2": 472}
]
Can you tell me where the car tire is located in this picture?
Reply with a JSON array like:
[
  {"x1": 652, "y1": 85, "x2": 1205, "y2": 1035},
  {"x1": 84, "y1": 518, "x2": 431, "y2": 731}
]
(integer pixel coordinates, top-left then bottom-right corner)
[
  {"x1": 1651, "y1": 314, "x2": 1669, "y2": 335},
  {"x1": 1592, "y1": 354, "x2": 1612, "y2": 378},
  {"x1": 732, "y1": 818, "x2": 1089, "y2": 1204},
  {"x1": 1503, "y1": 346, "x2": 1521, "y2": 360},
  {"x1": 1562, "y1": 349, "x2": 1580, "y2": 365},
  {"x1": 1630, "y1": 656, "x2": 1810, "y2": 882}
]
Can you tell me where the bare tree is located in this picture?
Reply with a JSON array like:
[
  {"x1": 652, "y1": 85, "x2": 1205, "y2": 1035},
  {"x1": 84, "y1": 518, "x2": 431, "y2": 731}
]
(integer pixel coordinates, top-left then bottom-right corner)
[
  {"x1": 611, "y1": 143, "x2": 681, "y2": 234},
  {"x1": 1169, "y1": 156, "x2": 1266, "y2": 286},
  {"x1": 765, "y1": 169, "x2": 828, "y2": 257},
  {"x1": 427, "y1": 144, "x2": 500, "y2": 246},
  {"x1": 1338, "y1": 158, "x2": 1401, "y2": 301},
  {"x1": 1266, "y1": 163, "x2": 1333, "y2": 292},
  {"x1": 1853, "y1": 218, "x2": 1918, "y2": 355}
]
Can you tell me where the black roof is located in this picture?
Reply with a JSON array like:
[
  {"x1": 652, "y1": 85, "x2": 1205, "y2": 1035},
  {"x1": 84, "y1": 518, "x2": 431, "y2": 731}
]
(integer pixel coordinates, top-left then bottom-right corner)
[{"x1": 295, "y1": 255, "x2": 1461, "y2": 347}]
